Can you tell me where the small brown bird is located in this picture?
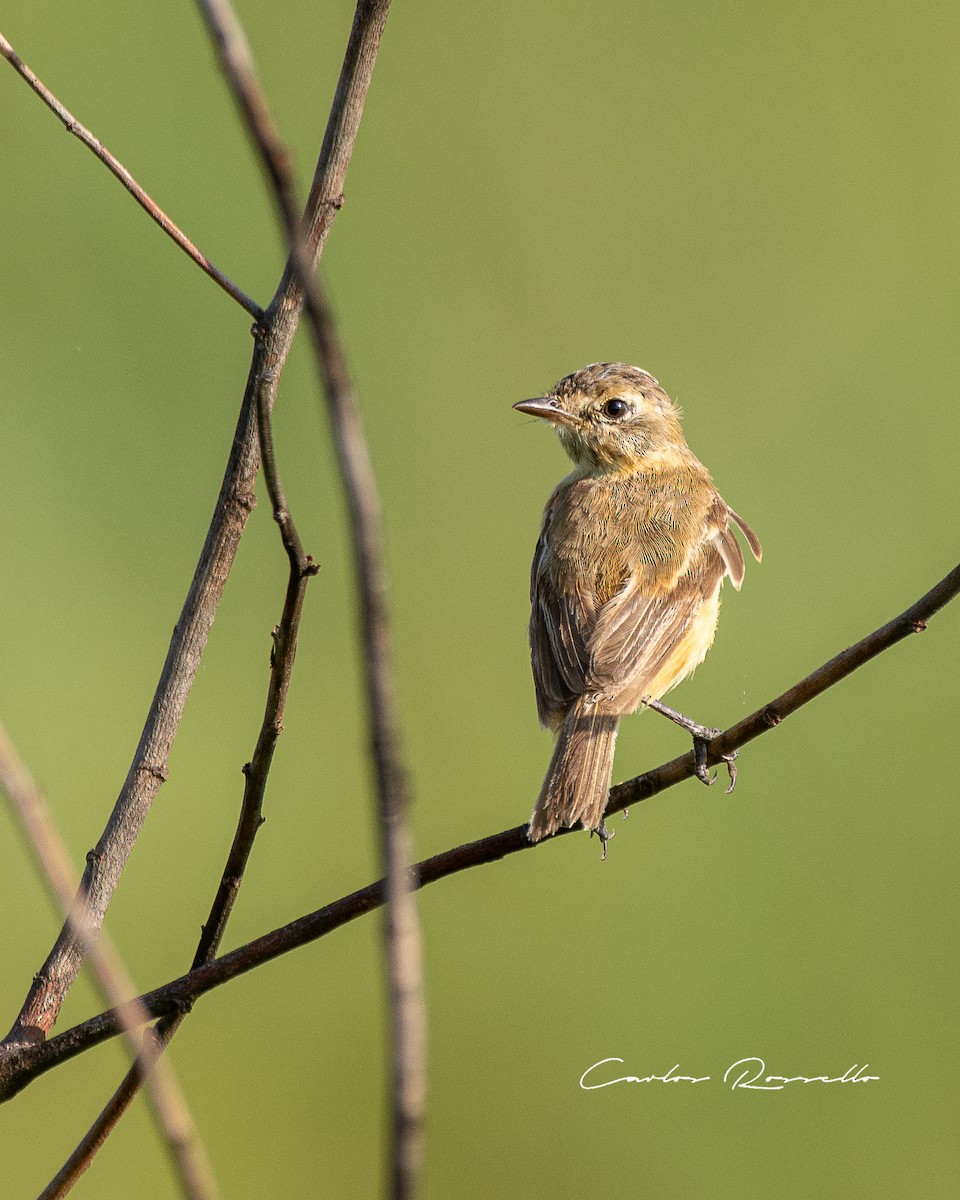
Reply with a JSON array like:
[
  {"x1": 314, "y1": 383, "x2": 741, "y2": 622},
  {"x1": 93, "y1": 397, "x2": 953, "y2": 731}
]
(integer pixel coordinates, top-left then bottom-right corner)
[{"x1": 515, "y1": 362, "x2": 761, "y2": 851}]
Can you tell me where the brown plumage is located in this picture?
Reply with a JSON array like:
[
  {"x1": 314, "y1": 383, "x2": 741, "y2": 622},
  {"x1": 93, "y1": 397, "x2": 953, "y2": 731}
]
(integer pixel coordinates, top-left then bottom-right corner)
[{"x1": 515, "y1": 363, "x2": 762, "y2": 846}]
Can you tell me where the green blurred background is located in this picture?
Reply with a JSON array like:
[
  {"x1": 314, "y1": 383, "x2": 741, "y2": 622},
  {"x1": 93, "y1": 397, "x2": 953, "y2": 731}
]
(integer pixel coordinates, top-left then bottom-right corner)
[{"x1": 2, "y1": 1, "x2": 958, "y2": 1196}]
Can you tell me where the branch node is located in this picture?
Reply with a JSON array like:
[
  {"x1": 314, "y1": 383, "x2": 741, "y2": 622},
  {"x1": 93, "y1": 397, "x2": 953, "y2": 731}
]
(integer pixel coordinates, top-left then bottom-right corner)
[
  {"x1": 241, "y1": 762, "x2": 252, "y2": 778},
  {"x1": 228, "y1": 486, "x2": 257, "y2": 514},
  {"x1": 761, "y1": 705, "x2": 782, "y2": 728},
  {"x1": 269, "y1": 625, "x2": 281, "y2": 668},
  {"x1": 301, "y1": 557, "x2": 321, "y2": 579},
  {"x1": 637, "y1": 774, "x2": 657, "y2": 800},
  {"x1": 912, "y1": 618, "x2": 928, "y2": 633},
  {"x1": 137, "y1": 762, "x2": 169, "y2": 783},
  {"x1": 10, "y1": 1023, "x2": 44, "y2": 1049}
]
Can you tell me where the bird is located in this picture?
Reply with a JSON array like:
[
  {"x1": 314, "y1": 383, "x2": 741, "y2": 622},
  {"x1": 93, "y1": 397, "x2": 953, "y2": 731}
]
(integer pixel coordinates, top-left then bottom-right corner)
[{"x1": 514, "y1": 362, "x2": 762, "y2": 853}]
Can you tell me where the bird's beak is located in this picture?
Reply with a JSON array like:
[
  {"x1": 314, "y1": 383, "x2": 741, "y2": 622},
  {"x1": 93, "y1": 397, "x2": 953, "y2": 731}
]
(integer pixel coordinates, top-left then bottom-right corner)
[{"x1": 513, "y1": 396, "x2": 571, "y2": 424}]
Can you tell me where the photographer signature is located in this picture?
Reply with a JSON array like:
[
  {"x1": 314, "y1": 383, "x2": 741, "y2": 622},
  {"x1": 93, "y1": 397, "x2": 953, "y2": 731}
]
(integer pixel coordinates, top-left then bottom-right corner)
[{"x1": 580, "y1": 1057, "x2": 879, "y2": 1091}]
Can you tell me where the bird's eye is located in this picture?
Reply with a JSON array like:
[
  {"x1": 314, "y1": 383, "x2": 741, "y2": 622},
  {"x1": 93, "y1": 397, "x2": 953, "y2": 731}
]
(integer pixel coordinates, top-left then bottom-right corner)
[{"x1": 603, "y1": 398, "x2": 628, "y2": 419}]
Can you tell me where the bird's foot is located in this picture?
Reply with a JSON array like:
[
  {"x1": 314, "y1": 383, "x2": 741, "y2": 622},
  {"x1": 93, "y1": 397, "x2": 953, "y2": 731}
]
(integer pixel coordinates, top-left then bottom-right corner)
[
  {"x1": 591, "y1": 820, "x2": 615, "y2": 860},
  {"x1": 691, "y1": 729, "x2": 738, "y2": 793},
  {"x1": 645, "y1": 699, "x2": 738, "y2": 794}
]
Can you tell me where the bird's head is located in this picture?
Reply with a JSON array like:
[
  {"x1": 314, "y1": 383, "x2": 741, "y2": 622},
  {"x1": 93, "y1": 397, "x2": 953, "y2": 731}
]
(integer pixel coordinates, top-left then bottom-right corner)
[{"x1": 514, "y1": 362, "x2": 688, "y2": 472}]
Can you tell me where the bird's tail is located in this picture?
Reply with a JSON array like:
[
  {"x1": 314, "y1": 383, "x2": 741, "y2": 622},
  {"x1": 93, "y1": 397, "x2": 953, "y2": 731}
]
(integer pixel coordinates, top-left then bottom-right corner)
[{"x1": 528, "y1": 698, "x2": 620, "y2": 842}]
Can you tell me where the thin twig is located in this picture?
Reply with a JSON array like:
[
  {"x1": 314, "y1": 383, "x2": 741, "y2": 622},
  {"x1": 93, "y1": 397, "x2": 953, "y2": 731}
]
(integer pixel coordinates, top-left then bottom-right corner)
[
  {"x1": 0, "y1": 31, "x2": 262, "y2": 320},
  {"x1": 0, "y1": 724, "x2": 218, "y2": 1200},
  {"x1": 304, "y1": 284, "x2": 426, "y2": 1200},
  {"x1": 197, "y1": 4, "x2": 423, "y2": 1197},
  {"x1": 196, "y1": 0, "x2": 299, "y2": 219},
  {"x1": 6, "y1": 561, "x2": 958, "y2": 1102},
  {"x1": 39, "y1": 375, "x2": 319, "y2": 1199},
  {"x1": 1, "y1": 0, "x2": 391, "y2": 1054}
]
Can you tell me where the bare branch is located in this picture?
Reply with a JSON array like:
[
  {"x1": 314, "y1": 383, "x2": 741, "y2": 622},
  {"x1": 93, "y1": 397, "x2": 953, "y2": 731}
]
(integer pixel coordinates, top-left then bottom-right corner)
[
  {"x1": 38, "y1": 375, "x2": 320, "y2": 1198},
  {"x1": 0, "y1": 30, "x2": 262, "y2": 319},
  {"x1": 6, "y1": 561, "x2": 957, "y2": 1101},
  {"x1": 0, "y1": 724, "x2": 218, "y2": 1200},
  {"x1": 303, "y1": 281, "x2": 426, "y2": 1200},
  {"x1": 196, "y1": 4, "x2": 424, "y2": 1194},
  {"x1": 2, "y1": 0, "x2": 392, "y2": 1049},
  {"x1": 196, "y1": 0, "x2": 299, "y2": 220}
]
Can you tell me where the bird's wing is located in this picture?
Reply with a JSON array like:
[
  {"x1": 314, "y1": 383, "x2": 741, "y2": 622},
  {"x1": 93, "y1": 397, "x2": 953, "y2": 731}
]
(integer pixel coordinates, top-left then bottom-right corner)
[
  {"x1": 529, "y1": 521, "x2": 595, "y2": 726},
  {"x1": 586, "y1": 542, "x2": 725, "y2": 703},
  {"x1": 709, "y1": 498, "x2": 763, "y2": 590},
  {"x1": 729, "y1": 505, "x2": 763, "y2": 561},
  {"x1": 588, "y1": 495, "x2": 760, "y2": 700}
]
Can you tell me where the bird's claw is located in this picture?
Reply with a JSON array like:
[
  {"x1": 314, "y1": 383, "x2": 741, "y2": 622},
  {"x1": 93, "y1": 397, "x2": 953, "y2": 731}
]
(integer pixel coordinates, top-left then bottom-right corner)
[
  {"x1": 693, "y1": 734, "x2": 717, "y2": 787},
  {"x1": 592, "y1": 820, "x2": 615, "y2": 860},
  {"x1": 692, "y1": 731, "x2": 738, "y2": 794}
]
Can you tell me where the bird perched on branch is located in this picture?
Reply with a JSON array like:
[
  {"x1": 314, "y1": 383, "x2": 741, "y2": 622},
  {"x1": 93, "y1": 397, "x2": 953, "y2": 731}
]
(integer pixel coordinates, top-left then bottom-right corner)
[{"x1": 514, "y1": 362, "x2": 762, "y2": 854}]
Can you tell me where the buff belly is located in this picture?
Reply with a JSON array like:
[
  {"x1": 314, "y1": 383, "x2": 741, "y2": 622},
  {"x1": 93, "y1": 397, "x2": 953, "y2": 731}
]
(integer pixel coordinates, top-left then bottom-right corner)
[{"x1": 619, "y1": 582, "x2": 722, "y2": 713}]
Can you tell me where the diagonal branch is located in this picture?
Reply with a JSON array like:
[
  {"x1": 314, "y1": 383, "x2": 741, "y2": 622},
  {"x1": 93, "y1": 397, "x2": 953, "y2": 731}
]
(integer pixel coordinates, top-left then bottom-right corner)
[
  {"x1": 1, "y1": 0, "x2": 392, "y2": 1051},
  {"x1": 5, "y1": 560, "x2": 957, "y2": 1102},
  {"x1": 0, "y1": 724, "x2": 218, "y2": 1200},
  {"x1": 196, "y1": 0, "x2": 299, "y2": 219},
  {"x1": 38, "y1": 376, "x2": 319, "y2": 1200},
  {"x1": 306, "y1": 285, "x2": 426, "y2": 1200},
  {"x1": 196, "y1": 4, "x2": 424, "y2": 1196},
  {"x1": 0, "y1": 30, "x2": 262, "y2": 320}
]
